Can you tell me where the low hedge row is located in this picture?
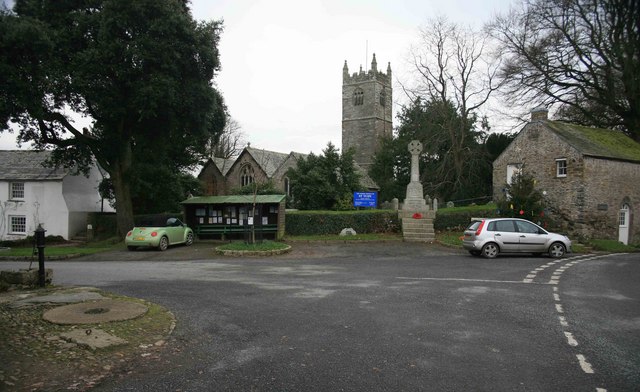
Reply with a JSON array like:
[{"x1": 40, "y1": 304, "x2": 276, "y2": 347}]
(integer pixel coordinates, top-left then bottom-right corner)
[
  {"x1": 285, "y1": 210, "x2": 400, "y2": 236},
  {"x1": 433, "y1": 208, "x2": 499, "y2": 231}
]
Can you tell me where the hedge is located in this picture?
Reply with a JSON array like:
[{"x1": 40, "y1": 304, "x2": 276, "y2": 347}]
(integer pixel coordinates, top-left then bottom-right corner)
[
  {"x1": 433, "y1": 208, "x2": 500, "y2": 231},
  {"x1": 88, "y1": 212, "x2": 185, "y2": 240},
  {"x1": 285, "y1": 210, "x2": 400, "y2": 236}
]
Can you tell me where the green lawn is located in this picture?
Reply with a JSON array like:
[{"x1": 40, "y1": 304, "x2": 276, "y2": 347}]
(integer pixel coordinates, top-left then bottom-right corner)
[{"x1": 0, "y1": 238, "x2": 124, "y2": 258}]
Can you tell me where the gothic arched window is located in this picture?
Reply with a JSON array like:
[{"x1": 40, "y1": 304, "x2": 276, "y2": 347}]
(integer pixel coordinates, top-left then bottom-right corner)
[
  {"x1": 380, "y1": 88, "x2": 386, "y2": 106},
  {"x1": 241, "y1": 165, "x2": 254, "y2": 187},
  {"x1": 284, "y1": 177, "x2": 291, "y2": 196},
  {"x1": 353, "y1": 88, "x2": 364, "y2": 106}
]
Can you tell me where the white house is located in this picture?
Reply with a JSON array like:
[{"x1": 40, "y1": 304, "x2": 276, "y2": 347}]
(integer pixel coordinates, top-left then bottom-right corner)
[{"x1": 0, "y1": 150, "x2": 112, "y2": 241}]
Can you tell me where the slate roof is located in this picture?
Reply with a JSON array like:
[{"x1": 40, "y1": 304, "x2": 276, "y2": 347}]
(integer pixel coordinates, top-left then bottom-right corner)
[
  {"x1": 545, "y1": 121, "x2": 640, "y2": 163},
  {"x1": 0, "y1": 150, "x2": 67, "y2": 181},
  {"x1": 245, "y1": 147, "x2": 290, "y2": 177},
  {"x1": 212, "y1": 157, "x2": 235, "y2": 176}
]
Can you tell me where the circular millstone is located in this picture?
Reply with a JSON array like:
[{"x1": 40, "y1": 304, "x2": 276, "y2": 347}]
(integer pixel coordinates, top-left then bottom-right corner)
[{"x1": 43, "y1": 299, "x2": 148, "y2": 324}]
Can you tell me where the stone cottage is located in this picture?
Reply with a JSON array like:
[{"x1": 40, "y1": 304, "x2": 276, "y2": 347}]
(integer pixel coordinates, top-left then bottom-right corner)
[{"x1": 493, "y1": 108, "x2": 640, "y2": 244}]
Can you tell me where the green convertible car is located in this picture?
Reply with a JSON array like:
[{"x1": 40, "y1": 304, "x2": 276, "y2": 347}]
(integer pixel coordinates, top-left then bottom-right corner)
[{"x1": 125, "y1": 218, "x2": 194, "y2": 251}]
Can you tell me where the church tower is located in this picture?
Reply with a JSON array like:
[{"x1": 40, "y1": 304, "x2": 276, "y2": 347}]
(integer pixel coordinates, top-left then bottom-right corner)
[{"x1": 342, "y1": 53, "x2": 393, "y2": 171}]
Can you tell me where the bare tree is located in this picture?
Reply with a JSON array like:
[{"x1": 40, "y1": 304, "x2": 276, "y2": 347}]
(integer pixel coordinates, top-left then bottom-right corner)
[
  {"x1": 402, "y1": 17, "x2": 501, "y2": 197},
  {"x1": 207, "y1": 117, "x2": 246, "y2": 159},
  {"x1": 488, "y1": 0, "x2": 640, "y2": 141}
]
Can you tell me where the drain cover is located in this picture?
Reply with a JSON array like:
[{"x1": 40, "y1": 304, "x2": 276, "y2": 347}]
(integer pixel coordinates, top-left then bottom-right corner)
[{"x1": 43, "y1": 299, "x2": 148, "y2": 324}]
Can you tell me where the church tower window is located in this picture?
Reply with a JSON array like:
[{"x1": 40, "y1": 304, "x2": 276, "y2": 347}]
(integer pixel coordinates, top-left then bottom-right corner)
[
  {"x1": 380, "y1": 88, "x2": 386, "y2": 106},
  {"x1": 353, "y1": 88, "x2": 364, "y2": 106}
]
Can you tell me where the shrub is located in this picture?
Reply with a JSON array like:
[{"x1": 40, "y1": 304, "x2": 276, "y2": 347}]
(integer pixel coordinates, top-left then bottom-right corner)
[{"x1": 285, "y1": 210, "x2": 399, "y2": 236}]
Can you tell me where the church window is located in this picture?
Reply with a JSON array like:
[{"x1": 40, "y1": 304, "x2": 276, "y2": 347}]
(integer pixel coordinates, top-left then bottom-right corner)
[
  {"x1": 284, "y1": 177, "x2": 291, "y2": 196},
  {"x1": 380, "y1": 88, "x2": 386, "y2": 106},
  {"x1": 241, "y1": 165, "x2": 254, "y2": 186},
  {"x1": 353, "y1": 88, "x2": 364, "y2": 106}
]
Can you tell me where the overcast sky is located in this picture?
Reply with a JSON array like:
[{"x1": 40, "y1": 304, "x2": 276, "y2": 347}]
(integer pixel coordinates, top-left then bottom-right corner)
[{"x1": 1, "y1": 0, "x2": 514, "y2": 154}]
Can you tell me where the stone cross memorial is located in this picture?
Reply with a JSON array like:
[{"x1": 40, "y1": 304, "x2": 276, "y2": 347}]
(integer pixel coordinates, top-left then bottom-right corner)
[
  {"x1": 402, "y1": 140, "x2": 428, "y2": 213},
  {"x1": 400, "y1": 140, "x2": 434, "y2": 242}
]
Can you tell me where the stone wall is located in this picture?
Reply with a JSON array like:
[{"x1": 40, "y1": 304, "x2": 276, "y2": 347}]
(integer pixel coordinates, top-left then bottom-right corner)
[
  {"x1": 493, "y1": 121, "x2": 639, "y2": 241},
  {"x1": 225, "y1": 154, "x2": 270, "y2": 191},
  {"x1": 199, "y1": 162, "x2": 227, "y2": 196}
]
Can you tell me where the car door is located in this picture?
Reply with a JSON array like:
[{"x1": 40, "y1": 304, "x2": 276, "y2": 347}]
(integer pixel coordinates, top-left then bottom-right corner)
[
  {"x1": 487, "y1": 220, "x2": 520, "y2": 252},
  {"x1": 165, "y1": 219, "x2": 185, "y2": 244},
  {"x1": 515, "y1": 220, "x2": 548, "y2": 252}
]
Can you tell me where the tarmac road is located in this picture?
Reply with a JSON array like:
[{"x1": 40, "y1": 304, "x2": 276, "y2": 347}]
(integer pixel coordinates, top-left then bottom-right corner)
[{"x1": 3, "y1": 242, "x2": 638, "y2": 391}]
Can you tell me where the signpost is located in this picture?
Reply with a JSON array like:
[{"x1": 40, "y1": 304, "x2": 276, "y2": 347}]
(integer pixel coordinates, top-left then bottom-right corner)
[{"x1": 353, "y1": 192, "x2": 377, "y2": 208}]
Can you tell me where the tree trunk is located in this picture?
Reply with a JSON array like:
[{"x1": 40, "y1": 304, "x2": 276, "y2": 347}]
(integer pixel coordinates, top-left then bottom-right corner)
[{"x1": 109, "y1": 144, "x2": 135, "y2": 237}]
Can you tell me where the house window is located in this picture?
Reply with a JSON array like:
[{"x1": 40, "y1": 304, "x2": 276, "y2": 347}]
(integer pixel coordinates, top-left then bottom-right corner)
[
  {"x1": 241, "y1": 165, "x2": 254, "y2": 187},
  {"x1": 353, "y1": 88, "x2": 364, "y2": 106},
  {"x1": 556, "y1": 159, "x2": 567, "y2": 177},
  {"x1": 10, "y1": 182, "x2": 24, "y2": 200},
  {"x1": 9, "y1": 216, "x2": 26, "y2": 234},
  {"x1": 506, "y1": 164, "x2": 522, "y2": 185}
]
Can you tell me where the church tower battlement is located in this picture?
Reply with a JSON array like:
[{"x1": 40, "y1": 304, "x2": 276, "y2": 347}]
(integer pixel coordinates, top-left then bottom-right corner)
[{"x1": 342, "y1": 53, "x2": 393, "y2": 171}]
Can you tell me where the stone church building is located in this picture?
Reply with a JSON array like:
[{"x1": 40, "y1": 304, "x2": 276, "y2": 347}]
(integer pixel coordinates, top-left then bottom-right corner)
[{"x1": 198, "y1": 54, "x2": 390, "y2": 198}]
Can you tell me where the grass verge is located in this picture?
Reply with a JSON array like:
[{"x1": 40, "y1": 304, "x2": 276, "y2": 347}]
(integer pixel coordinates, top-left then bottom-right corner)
[
  {"x1": 0, "y1": 287, "x2": 174, "y2": 391},
  {"x1": 0, "y1": 238, "x2": 124, "y2": 258}
]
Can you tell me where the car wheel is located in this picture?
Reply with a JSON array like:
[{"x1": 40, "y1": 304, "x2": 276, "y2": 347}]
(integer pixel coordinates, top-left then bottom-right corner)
[
  {"x1": 481, "y1": 242, "x2": 499, "y2": 259},
  {"x1": 158, "y1": 236, "x2": 169, "y2": 251},
  {"x1": 185, "y1": 232, "x2": 194, "y2": 246},
  {"x1": 127, "y1": 246, "x2": 137, "y2": 251},
  {"x1": 468, "y1": 250, "x2": 481, "y2": 256},
  {"x1": 549, "y1": 242, "x2": 566, "y2": 258}
]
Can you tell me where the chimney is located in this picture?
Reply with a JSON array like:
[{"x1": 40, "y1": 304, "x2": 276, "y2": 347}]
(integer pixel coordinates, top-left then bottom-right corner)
[{"x1": 531, "y1": 106, "x2": 549, "y2": 121}]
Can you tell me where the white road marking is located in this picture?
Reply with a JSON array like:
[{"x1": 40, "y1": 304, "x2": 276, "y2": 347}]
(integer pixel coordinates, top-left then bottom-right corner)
[
  {"x1": 596, "y1": 388, "x2": 608, "y2": 392},
  {"x1": 556, "y1": 304, "x2": 564, "y2": 313},
  {"x1": 577, "y1": 354, "x2": 595, "y2": 374},
  {"x1": 396, "y1": 277, "x2": 529, "y2": 284},
  {"x1": 564, "y1": 331, "x2": 578, "y2": 346},
  {"x1": 559, "y1": 316, "x2": 568, "y2": 327},
  {"x1": 554, "y1": 293, "x2": 561, "y2": 301}
]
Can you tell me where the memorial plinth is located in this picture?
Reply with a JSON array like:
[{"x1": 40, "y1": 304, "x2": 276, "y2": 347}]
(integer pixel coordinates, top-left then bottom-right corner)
[{"x1": 400, "y1": 140, "x2": 435, "y2": 242}]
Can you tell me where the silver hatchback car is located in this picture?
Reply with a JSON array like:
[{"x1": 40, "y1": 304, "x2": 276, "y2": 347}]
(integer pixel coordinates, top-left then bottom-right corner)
[{"x1": 462, "y1": 218, "x2": 572, "y2": 258}]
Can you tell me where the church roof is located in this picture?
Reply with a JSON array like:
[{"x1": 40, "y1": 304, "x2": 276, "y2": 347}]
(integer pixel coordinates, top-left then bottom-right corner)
[
  {"x1": 212, "y1": 157, "x2": 235, "y2": 176},
  {"x1": 0, "y1": 150, "x2": 67, "y2": 181},
  {"x1": 245, "y1": 147, "x2": 290, "y2": 177}
]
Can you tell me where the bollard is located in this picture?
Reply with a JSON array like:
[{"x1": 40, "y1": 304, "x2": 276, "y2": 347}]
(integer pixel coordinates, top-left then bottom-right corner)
[{"x1": 35, "y1": 224, "x2": 46, "y2": 287}]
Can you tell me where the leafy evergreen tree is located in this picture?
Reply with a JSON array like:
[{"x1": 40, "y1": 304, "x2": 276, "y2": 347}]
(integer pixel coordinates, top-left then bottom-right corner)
[
  {"x1": 287, "y1": 143, "x2": 361, "y2": 210},
  {"x1": 496, "y1": 171, "x2": 545, "y2": 221},
  {"x1": 370, "y1": 97, "x2": 493, "y2": 204},
  {"x1": 0, "y1": 1, "x2": 226, "y2": 235}
]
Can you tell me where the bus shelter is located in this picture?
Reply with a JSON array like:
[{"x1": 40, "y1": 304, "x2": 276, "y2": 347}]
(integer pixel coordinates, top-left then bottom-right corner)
[{"x1": 181, "y1": 194, "x2": 286, "y2": 240}]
